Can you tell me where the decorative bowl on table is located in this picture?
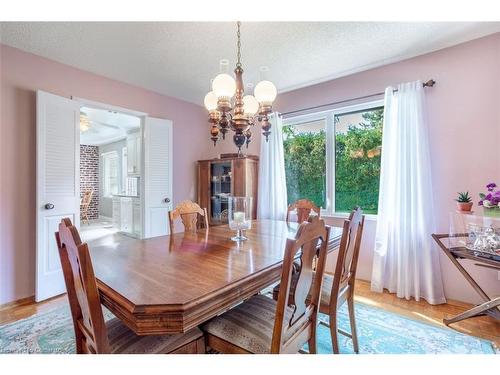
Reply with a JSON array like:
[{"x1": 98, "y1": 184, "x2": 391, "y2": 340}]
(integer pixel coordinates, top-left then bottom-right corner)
[
  {"x1": 228, "y1": 196, "x2": 252, "y2": 241},
  {"x1": 466, "y1": 224, "x2": 500, "y2": 256}
]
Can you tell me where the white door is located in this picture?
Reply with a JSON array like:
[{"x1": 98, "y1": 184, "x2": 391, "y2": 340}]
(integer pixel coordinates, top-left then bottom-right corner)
[
  {"x1": 36, "y1": 90, "x2": 80, "y2": 302},
  {"x1": 143, "y1": 117, "x2": 173, "y2": 238}
]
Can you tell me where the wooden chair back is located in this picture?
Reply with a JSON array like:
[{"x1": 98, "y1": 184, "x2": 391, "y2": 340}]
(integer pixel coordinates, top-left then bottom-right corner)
[
  {"x1": 55, "y1": 218, "x2": 110, "y2": 354},
  {"x1": 330, "y1": 207, "x2": 364, "y2": 309},
  {"x1": 271, "y1": 216, "x2": 330, "y2": 353},
  {"x1": 81, "y1": 190, "x2": 93, "y2": 208},
  {"x1": 286, "y1": 199, "x2": 321, "y2": 223},
  {"x1": 168, "y1": 200, "x2": 209, "y2": 234}
]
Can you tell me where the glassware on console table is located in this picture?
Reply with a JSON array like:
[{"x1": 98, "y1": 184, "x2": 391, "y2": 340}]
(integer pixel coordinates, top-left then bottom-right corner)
[
  {"x1": 448, "y1": 212, "x2": 500, "y2": 256},
  {"x1": 228, "y1": 196, "x2": 253, "y2": 241}
]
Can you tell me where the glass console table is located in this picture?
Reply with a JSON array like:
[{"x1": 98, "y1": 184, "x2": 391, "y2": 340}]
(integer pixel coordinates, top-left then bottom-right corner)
[{"x1": 432, "y1": 212, "x2": 500, "y2": 325}]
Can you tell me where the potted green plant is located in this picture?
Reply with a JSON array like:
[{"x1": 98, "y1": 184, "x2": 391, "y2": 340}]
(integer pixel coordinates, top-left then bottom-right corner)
[{"x1": 456, "y1": 191, "x2": 473, "y2": 212}]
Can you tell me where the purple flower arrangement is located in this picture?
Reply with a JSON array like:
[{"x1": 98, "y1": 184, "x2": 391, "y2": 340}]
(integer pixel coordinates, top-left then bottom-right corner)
[{"x1": 479, "y1": 182, "x2": 500, "y2": 208}]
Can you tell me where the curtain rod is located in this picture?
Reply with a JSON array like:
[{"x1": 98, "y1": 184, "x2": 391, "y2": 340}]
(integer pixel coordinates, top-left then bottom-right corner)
[{"x1": 279, "y1": 79, "x2": 436, "y2": 118}]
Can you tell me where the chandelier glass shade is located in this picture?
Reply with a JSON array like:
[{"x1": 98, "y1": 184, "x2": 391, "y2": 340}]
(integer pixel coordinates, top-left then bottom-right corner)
[
  {"x1": 212, "y1": 73, "x2": 236, "y2": 99},
  {"x1": 204, "y1": 91, "x2": 218, "y2": 112},
  {"x1": 243, "y1": 95, "x2": 259, "y2": 116},
  {"x1": 254, "y1": 80, "x2": 277, "y2": 105},
  {"x1": 204, "y1": 22, "x2": 277, "y2": 152}
]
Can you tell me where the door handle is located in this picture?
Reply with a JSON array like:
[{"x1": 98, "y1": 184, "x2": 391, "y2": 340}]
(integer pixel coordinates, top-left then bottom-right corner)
[
  {"x1": 45, "y1": 203, "x2": 55, "y2": 210},
  {"x1": 163, "y1": 198, "x2": 171, "y2": 203}
]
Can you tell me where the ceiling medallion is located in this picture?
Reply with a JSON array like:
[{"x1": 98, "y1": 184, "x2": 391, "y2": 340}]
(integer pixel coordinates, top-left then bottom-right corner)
[{"x1": 204, "y1": 21, "x2": 277, "y2": 153}]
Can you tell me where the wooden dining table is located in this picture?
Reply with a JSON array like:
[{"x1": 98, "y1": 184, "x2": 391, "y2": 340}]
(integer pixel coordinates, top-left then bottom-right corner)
[{"x1": 89, "y1": 219, "x2": 343, "y2": 336}]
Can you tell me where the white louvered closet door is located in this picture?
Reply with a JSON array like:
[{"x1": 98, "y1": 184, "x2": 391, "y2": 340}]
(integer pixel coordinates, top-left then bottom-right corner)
[
  {"x1": 143, "y1": 117, "x2": 173, "y2": 238},
  {"x1": 36, "y1": 90, "x2": 80, "y2": 302}
]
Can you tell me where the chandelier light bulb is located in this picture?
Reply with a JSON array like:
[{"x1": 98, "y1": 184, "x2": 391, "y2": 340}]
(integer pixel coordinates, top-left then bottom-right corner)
[
  {"x1": 243, "y1": 95, "x2": 259, "y2": 116},
  {"x1": 254, "y1": 80, "x2": 277, "y2": 105},
  {"x1": 204, "y1": 91, "x2": 218, "y2": 111},
  {"x1": 80, "y1": 114, "x2": 90, "y2": 132},
  {"x1": 212, "y1": 73, "x2": 236, "y2": 99}
]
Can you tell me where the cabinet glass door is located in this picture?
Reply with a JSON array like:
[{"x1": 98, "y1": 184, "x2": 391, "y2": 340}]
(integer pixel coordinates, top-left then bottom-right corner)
[{"x1": 210, "y1": 161, "x2": 231, "y2": 224}]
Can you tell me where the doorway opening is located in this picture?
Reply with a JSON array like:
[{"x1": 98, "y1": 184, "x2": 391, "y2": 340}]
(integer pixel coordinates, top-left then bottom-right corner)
[
  {"x1": 36, "y1": 90, "x2": 173, "y2": 302},
  {"x1": 79, "y1": 106, "x2": 142, "y2": 242}
]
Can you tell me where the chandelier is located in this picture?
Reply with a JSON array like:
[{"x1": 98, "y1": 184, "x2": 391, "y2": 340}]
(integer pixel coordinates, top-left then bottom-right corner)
[{"x1": 204, "y1": 22, "x2": 277, "y2": 152}]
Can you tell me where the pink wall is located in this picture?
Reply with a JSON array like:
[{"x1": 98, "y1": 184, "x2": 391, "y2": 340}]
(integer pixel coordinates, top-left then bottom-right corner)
[
  {"x1": 2, "y1": 32, "x2": 499, "y2": 306},
  {"x1": 0, "y1": 44, "x2": 207, "y2": 305},
  {"x1": 205, "y1": 33, "x2": 500, "y2": 304},
  {"x1": 287, "y1": 33, "x2": 500, "y2": 304}
]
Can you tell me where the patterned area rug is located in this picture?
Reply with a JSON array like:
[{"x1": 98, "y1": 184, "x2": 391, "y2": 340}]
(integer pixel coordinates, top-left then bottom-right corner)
[{"x1": 0, "y1": 302, "x2": 496, "y2": 354}]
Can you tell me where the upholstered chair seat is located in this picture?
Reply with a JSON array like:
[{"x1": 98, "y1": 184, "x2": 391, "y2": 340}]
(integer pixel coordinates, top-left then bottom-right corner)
[
  {"x1": 202, "y1": 295, "x2": 296, "y2": 354},
  {"x1": 106, "y1": 318, "x2": 204, "y2": 354}
]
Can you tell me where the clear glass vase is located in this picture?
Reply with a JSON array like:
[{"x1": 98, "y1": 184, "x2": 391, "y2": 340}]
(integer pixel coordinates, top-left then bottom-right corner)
[{"x1": 228, "y1": 196, "x2": 252, "y2": 241}]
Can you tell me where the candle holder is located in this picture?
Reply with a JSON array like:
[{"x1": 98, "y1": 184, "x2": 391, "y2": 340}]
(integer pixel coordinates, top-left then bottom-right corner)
[{"x1": 228, "y1": 196, "x2": 252, "y2": 241}]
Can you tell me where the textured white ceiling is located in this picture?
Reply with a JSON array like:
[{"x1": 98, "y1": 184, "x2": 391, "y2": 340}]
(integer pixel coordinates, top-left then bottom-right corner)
[
  {"x1": 1, "y1": 22, "x2": 500, "y2": 105},
  {"x1": 80, "y1": 106, "x2": 140, "y2": 146}
]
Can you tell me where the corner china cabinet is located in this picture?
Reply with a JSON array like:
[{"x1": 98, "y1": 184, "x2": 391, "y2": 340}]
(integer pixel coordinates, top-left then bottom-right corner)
[{"x1": 198, "y1": 155, "x2": 258, "y2": 226}]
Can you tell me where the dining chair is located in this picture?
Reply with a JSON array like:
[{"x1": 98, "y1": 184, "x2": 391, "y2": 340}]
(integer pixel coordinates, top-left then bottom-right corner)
[
  {"x1": 272, "y1": 207, "x2": 365, "y2": 354},
  {"x1": 168, "y1": 200, "x2": 209, "y2": 234},
  {"x1": 201, "y1": 216, "x2": 331, "y2": 354},
  {"x1": 286, "y1": 199, "x2": 321, "y2": 223},
  {"x1": 80, "y1": 190, "x2": 93, "y2": 225},
  {"x1": 319, "y1": 207, "x2": 364, "y2": 353},
  {"x1": 55, "y1": 218, "x2": 205, "y2": 354}
]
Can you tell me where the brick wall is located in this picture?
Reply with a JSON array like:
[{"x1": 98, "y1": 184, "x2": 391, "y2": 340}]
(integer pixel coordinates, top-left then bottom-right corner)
[{"x1": 80, "y1": 144, "x2": 99, "y2": 220}]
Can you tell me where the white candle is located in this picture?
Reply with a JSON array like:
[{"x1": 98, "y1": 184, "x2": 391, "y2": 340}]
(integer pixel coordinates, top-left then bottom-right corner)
[{"x1": 233, "y1": 211, "x2": 245, "y2": 224}]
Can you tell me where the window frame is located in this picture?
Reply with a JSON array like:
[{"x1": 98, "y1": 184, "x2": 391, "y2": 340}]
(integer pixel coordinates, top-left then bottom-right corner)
[
  {"x1": 102, "y1": 150, "x2": 119, "y2": 198},
  {"x1": 282, "y1": 99, "x2": 384, "y2": 218}
]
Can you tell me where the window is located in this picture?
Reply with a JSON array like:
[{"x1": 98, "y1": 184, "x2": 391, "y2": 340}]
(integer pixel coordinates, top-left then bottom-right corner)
[
  {"x1": 283, "y1": 118, "x2": 327, "y2": 208},
  {"x1": 102, "y1": 151, "x2": 119, "y2": 197},
  {"x1": 282, "y1": 101, "x2": 383, "y2": 215}
]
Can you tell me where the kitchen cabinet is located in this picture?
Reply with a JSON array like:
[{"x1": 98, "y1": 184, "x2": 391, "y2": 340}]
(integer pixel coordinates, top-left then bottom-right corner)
[
  {"x1": 127, "y1": 131, "x2": 141, "y2": 175},
  {"x1": 132, "y1": 199, "x2": 141, "y2": 237},
  {"x1": 112, "y1": 195, "x2": 141, "y2": 238},
  {"x1": 120, "y1": 197, "x2": 133, "y2": 233},
  {"x1": 112, "y1": 196, "x2": 121, "y2": 228}
]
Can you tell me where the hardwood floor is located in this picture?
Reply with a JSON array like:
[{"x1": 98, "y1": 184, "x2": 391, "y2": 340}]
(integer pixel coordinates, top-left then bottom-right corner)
[
  {"x1": 0, "y1": 294, "x2": 68, "y2": 326},
  {"x1": 1, "y1": 279, "x2": 498, "y2": 350}
]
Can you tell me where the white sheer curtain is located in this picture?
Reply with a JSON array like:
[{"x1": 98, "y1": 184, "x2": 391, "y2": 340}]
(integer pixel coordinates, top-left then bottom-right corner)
[
  {"x1": 257, "y1": 112, "x2": 288, "y2": 220},
  {"x1": 371, "y1": 81, "x2": 446, "y2": 305}
]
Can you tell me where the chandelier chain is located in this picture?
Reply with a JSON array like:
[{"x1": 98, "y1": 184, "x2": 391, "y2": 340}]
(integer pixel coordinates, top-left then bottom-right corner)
[{"x1": 236, "y1": 21, "x2": 241, "y2": 67}]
